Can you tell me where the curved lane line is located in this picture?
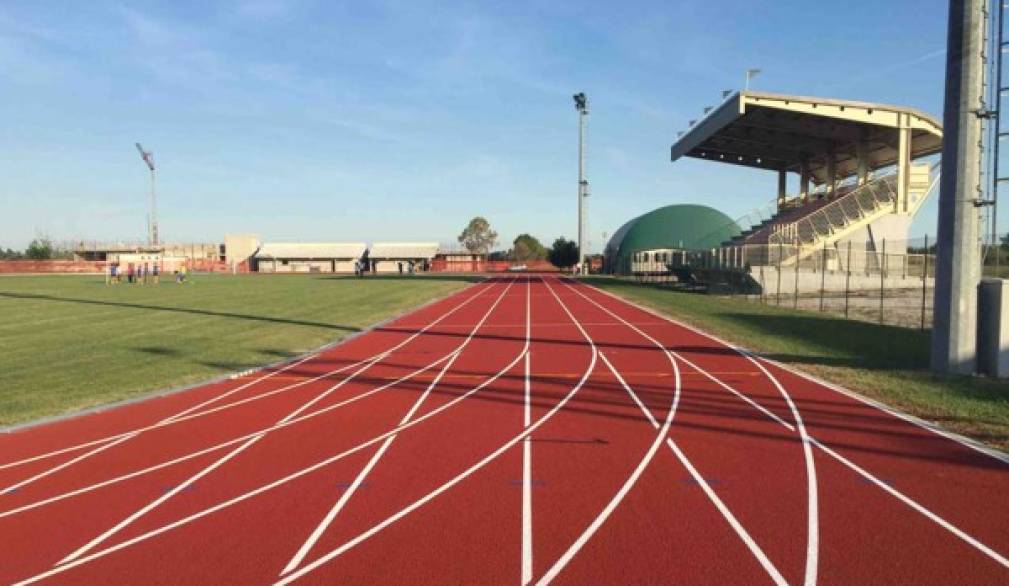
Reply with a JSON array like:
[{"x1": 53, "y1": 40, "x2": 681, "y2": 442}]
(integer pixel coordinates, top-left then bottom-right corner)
[
  {"x1": 55, "y1": 280, "x2": 517, "y2": 565},
  {"x1": 578, "y1": 280, "x2": 1009, "y2": 573},
  {"x1": 270, "y1": 276, "x2": 598, "y2": 586},
  {"x1": 556, "y1": 278, "x2": 791, "y2": 584},
  {"x1": 12, "y1": 286, "x2": 537, "y2": 585},
  {"x1": 279, "y1": 278, "x2": 528, "y2": 575}
]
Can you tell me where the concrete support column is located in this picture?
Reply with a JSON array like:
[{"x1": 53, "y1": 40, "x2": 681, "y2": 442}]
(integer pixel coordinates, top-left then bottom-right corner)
[
  {"x1": 856, "y1": 138, "x2": 870, "y2": 185},
  {"x1": 825, "y1": 152, "x2": 837, "y2": 199},
  {"x1": 799, "y1": 159, "x2": 811, "y2": 203},
  {"x1": 896, "y1": 113, "x2": 912, "y2": 213},
  {"x1": 777, "y1": 169, "x2": 787, "y2": 209},
  {"x1": 932, "y1": 0, "x2": 983, "y2": 375}
]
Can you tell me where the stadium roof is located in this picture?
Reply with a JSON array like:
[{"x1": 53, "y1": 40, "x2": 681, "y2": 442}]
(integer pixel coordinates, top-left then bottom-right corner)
[
  {"x1": 369, "y1": 242, "x2": 439, "y2": 259},
  {"x1": 669, "y1": 91, "x2": 943, "y2": 185},
  {"x1": 255, "y1": 243, "x2": 366, "y2": 259}
]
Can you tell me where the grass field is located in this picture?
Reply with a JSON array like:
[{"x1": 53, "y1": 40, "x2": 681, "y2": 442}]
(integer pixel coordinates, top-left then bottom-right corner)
[
  {"x1": 0, "y1": 273, "x2": 474, "y2": 426},
  {"x1": 585, "y1": 277, "x2": 1009, "y2": 451}
]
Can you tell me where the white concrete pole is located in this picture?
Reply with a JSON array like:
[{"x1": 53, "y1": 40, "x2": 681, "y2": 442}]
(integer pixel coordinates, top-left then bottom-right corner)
[{"x1": 932, "y1": 0, "x2": 984, "y2": 374}]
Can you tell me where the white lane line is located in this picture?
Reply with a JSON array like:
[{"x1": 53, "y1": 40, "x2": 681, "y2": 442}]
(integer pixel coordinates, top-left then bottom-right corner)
[
  {"x1": 522, "y1": 277, "x2": 534, "y2": 586},
  {"x1": 521, "y1": 351, "x2": 533, "y2": 586},
  {"x1": 13, "y1": 291, "x2": 534, "y2": 585},
  {"x1": 56, "y1": 279, "x2": 517, "y2": 566},
  {"x1": 744, "y1": 355, "x2": 818, "y2": 585},
  {"x1": 579, "y1": 280, "x2": 1009, "y2": 573},
  {"x1": 556, "y1": 279, "x2": 789, "y2": 584},
  {"x1": 810, "y1": 437, "x2": 1009, "y2": 569},
  {"x1": 272, "y1": 276, "x2": 595, "y2": 586},
  {"x1": 280, "y1": 278, "x2": 524, "y2": 575},
  {"x1": 535, "y1": 349, "x2": 682, "y2": 585},
  {"x1": 664, "y1": 437, "x2": 788, "y2": 585},
  {"x1": 0, "y1": 352, "x2": 451, "y2": 520},
  {"x1": 0, "y1": 281, "x2": 495, "y2": 473},
  {"x1": 0, "y1": 353, "x2": 321, "y2": 493}
]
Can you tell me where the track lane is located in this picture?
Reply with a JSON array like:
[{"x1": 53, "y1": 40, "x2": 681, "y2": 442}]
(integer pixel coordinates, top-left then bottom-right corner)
[
  {"x1": 572, "y1": 279, "x2": 1009, "y2": 582},
  {"x1": 1, "y1": 279, "x2": 511, "y2": 583},
  {"x1": 2, "y1": 275, "x2": 1009, "y2": 584}
]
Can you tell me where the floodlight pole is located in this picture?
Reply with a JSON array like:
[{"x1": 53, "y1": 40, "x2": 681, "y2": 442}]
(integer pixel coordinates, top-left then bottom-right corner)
[
  {"x1": 574, "y1": 92, "x2": 589, "y2": 274},
  {"x1": 931, "y1": 0, "x2": 984, "y2": 374},
  {"x1": 149, "y1": 166, "x2": 158, "y2": 246},
  {"x1": 135, "y1": 143, "x2": 158, "y2": 246}
]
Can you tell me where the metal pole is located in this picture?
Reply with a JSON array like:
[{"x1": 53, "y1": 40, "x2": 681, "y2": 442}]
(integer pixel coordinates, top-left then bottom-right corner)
[
  {"x1": 793, "y1": 239, "x2": 800, "y2": 309},
  {"x1": 150, "y1": 167, "x2": 158, "y2": 246},
  {"x1": 574, "y1": 93, "x2": 589, "y2": 274},
  {"x1": 880, "y1": 238, "x2": 886, "y2": 324},
  {"x1": 932, "y1": 0, "x2": 984, "y2": 373},
  {"x1": 845, "y1": 240, "x2": 852, "y2": 319},
  {"x1": 820, "y1": 241, "x2": 827, "y2": 312},
  {"x1": 776, "y1": 239, "x2": 783, "y2": 305},
  {"x1": 922, "y1": 235, "x2": 930, "y2": 330},
  {"x1": 993, "y1": 0, "x2": 1003, "y2": 276}
]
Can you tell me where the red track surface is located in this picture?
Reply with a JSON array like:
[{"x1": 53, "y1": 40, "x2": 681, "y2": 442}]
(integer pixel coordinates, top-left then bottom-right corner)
[{"x1": 2, "y1": 275, "x2": 1008, "y2": 585}]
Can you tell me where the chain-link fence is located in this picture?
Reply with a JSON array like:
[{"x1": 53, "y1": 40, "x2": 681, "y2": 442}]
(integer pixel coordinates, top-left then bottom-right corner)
[{"x1": 627, "y1": 232, "x2": 1008, "y2": 330}]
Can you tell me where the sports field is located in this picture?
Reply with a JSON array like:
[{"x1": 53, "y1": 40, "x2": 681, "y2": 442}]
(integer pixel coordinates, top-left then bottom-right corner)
[
  {"x1": 0, "y1": 274, "x2": 472, "y2": 426},
  {"x1": 1, "y1": 275, "x2": 1007, "y2": 584}
]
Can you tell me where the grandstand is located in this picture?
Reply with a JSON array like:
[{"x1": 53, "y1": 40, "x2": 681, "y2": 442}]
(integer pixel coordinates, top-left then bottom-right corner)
[{"x1": 666, "y1": 91, "x2": 942, "y2": 290}]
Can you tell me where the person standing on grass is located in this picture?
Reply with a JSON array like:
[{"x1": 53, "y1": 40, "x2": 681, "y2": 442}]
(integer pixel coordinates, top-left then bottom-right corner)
[
  {"x1": 398, "y1": 261, "x2": 403, "y2": 275},
  {"x1": 178, "y1": 264, "x2": 187, "y2": 284},
  {"x1": 152, "y1": 262, "x2": 160, "y2": 284},
  {"x1": 127, "y1": 263, "x2": 135, "y2": 284}
]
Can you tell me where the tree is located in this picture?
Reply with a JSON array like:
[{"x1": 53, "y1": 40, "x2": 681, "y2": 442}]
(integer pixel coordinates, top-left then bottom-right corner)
[
  {"x1": 548, "y1": 237, "x2": 579, "y2": 269},
  {"x1": 25, "y1": 238, "x2": 54, "y2": 260},
  {"x1": 458, "y1": 217, "x2": 498, "y2": 254},
  {"x1": 1001, "y1": 232, "x2": 1009, "y2": 251},
  {"x1": 512, "y1": 234, "x2": 548, "y2": 262}
]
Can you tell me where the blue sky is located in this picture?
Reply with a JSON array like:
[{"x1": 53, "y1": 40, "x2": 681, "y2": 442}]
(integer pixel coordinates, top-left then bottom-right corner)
[{"x1": 0, "y1": 0, "x2": 965, "y2": 251}]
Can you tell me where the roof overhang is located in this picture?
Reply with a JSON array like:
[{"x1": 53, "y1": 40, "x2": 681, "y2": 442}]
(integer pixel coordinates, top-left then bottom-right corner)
[{"x1": 670, "y1": 91, "x2": 943, "y2": 185}]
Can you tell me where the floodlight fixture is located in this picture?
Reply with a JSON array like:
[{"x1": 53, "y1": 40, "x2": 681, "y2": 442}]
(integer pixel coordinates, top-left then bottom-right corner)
[
  {"x1": 573, "y1": 92, "x2": 588, "y2": 113},
  {"x1": 745, "y1": 68, "x2": 762, "y2": 90}
]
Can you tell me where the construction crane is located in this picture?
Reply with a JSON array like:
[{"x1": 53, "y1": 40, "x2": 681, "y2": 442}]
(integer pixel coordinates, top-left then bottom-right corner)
[{"x1": 135, "y1": 142, "x2": 158, "y2": 246}]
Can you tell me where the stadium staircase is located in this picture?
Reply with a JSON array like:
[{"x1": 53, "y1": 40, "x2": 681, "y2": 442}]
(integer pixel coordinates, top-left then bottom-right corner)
[{"x1": 722, "y1": 164, "x2": 939, "y2": 267}]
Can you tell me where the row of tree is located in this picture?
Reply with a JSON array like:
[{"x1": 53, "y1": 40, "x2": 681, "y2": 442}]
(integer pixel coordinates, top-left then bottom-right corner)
[
  {"x1": 0, "y1": 238, "x2": 69, "y2": 260},
  {"x1": 457, "y1": 217, "x2": 580, "y2": 268}
]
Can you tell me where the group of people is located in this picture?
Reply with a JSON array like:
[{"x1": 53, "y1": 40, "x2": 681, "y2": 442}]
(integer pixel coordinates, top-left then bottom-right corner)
[
  {"x1": 352, "y1": 259, "x2": 428, "y2": 277},
  {"x1": 107, "y1": 262, "x2": 188, "y2": 285}
]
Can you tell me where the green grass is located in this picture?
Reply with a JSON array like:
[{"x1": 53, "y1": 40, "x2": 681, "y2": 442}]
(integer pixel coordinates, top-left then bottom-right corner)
[
  {"x1": 583, "y1": 277, "x2": 1009, "y2": 451},
  {"x1": 0, "y1": 273, "x2": 475, "y2": 426}
]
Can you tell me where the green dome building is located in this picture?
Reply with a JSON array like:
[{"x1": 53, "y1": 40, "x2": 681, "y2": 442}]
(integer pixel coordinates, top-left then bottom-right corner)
[{"x1": 604, "y1": 204, "x2": 740, "y2": 274}]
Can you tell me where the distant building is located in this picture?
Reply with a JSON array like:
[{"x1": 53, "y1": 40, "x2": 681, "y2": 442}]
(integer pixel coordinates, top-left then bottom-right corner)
[
  {"x1": 254, "y1": 243, "x2": 366, "y2": 273},
  {"x1": 368, "y1": 242, "x2": 439, "y2": 273},
  {"x1": 604, "y1": 205, "x2": 740, "y2": 275}
]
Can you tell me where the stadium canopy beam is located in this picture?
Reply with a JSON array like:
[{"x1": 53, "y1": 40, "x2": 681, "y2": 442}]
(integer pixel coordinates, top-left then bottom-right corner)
[{"x1": 671, "y1": 91, "x2": 943, "y2": 209}]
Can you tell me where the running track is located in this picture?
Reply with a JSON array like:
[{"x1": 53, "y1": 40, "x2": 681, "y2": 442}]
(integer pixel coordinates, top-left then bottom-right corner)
[{"x1": 1, "y1": 276, "x2": 1008, "y2": 585}]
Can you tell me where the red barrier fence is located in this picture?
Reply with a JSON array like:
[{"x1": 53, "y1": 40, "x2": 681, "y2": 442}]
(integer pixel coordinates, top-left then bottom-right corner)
[
  {"x1": 0, "y1": 260, "x2": 108, "y2": 274},
  {"x1": 429, "y1": 259, "x2": 559, "y2": 273},
  {"x1": 185, "y1": 259, "x2": 251, "y2": 273}
]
